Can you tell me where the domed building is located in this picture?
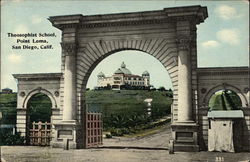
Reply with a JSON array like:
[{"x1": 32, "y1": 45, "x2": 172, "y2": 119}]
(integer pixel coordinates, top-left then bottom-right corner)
[{"x1": 97, "y1": 62, "x2": 150, "y2": 89}]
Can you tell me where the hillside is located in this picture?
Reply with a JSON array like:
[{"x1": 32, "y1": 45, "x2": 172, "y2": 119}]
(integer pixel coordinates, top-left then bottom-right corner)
[
  {"x1": 0, "y1": 93, "x2": 17, "y2": 124},
  {"x1": 86, "y1": 90, "x2": 172, "y2": 121},
  {"x1": 0, "y1": 90, "x2": 173, "y2": 125}
]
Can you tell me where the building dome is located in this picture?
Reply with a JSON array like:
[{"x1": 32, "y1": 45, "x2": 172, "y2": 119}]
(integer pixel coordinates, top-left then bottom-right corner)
[
  {"x1": 114, "y1": 62, "x2": 132, "y2": 75},
  {"x1": 97, "y1": 72, "x2": 105, "y2": 77},
  {"x1": 142, "y1": 71, "x2": 150, "y2": 76},
  {"x1": 114, "y1": 68, "x2": 124, "y2": 74},
  {"x1": 121, "y1": 62, "x2": 126, "y2": 68}
]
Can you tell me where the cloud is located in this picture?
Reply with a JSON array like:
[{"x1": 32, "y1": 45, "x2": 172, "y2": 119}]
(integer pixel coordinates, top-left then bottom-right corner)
[
  {"x1": 7, "y1": 54, "x2": 23, "y2": 63},
  {"x1": 216, "y1": 29, "x2": 240, "y2": 45},
  {"x1": 31, "y1": 15, "x2": 43, "y2": 24},
  {"x1": 201, "y1": 40, "x2": 219, "y2": 48},
  {"x1": 215, "y1": 5, "x2": 242, "y2": 20},
  {"x1": 14, "y1": 24, "x2": 29, "y2": 34}
]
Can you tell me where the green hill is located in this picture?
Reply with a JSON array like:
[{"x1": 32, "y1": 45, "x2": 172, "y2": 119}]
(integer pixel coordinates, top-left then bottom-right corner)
[
  {"x1": 0, "y1": 90, "x2": 173, "y2": 127},
  {"x1": 0, "y1": 93, "x2": 17, "y2": 124},
  {"x1": 86, "y1": 90, "x2": 172, "y2": 118},
  {"x1": 86, "y1": 90, "x2": 172, "y2": 131}
]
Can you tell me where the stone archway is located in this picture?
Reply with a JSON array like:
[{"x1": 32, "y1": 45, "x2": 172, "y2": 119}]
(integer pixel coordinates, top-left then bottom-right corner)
[
  {"x1": 49, "y1": 6, "x2": 208, "y2": 151},
  {"x1": 13, "y1": 73, "x2": 61, "y2": 138}
]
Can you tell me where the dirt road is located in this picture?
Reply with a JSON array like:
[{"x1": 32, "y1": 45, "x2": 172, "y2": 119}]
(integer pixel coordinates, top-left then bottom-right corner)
[{"x1": 103, "y1": 124, "x2": 171, "y2": 149}]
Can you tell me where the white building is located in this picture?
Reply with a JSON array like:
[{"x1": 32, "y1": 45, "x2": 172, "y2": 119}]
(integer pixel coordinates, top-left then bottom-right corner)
[{"x1": 97, "y1": 62, "x2": 150, "y2": 89}]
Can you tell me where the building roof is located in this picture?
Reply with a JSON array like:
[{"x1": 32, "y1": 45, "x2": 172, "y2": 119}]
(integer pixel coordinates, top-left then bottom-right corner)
[
  {"x1": 142, "y1": 71, "x2": 150, "y2": 76},
  {"x1": 114, "y1": 68, "x2": 124, "y2": 74},
  {"x1": 124, "y1": 74, "x2": 141, "y2": 78},
  {"x1": 114, "y1": 62, "x2": 132, "y2": 75},
  {"x1": 97, "y1": 72, "x2": 105, "y2": 77},
  {"x1": 2, "y1": 88, "x2": 12, "y2": 91},
  {"x1": 207, "y1": 110, "x2": 244, "y2": 119}
]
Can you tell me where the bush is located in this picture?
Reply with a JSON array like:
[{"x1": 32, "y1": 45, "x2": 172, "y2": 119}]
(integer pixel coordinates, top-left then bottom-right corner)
[
  {"x1": 105, "y1": 133, "x2": 112, "y2": 138},
  {"x1": 110, "y1": 128, "x2": 130, "y2": 136},
  {"x1": 0, "y1": 130, "x2": 25, "y2": 145},
  {"x1": 110, "y1": 128, "x2": 124, "y2": 136},
  {"x1": 108, "y1": 118, "x2": 171, "y2": 137}
]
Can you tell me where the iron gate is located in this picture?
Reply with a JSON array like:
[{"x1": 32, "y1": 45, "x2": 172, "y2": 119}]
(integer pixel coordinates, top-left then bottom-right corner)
[
  {"x1": 86, "y1": 112, "x2": 103, "y2": 148},
  {"x1": 29, "y1": 121, "x2": 51, "y2": 146}
]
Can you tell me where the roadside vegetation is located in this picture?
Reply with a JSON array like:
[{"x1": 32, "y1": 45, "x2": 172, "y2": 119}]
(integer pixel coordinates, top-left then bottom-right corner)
[
  {"x1": 86, "y1": 89, "x2": 173, "y2": 136},
  {"x1": 0, "y1": 89, "x2": 173, "y2": 141},
  {"x1": 0, "y1": 93, "x2": 17, "y2": 125},
  {"x1": 1, "y1": 89, "x2": 242, "y2": 141},
  {"x1": 0, "y1": 93, "x2": 51, "y2": 145}
]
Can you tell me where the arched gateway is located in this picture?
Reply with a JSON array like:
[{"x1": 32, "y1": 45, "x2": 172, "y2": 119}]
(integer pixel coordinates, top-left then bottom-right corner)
[
  {"x1": 48, "y1": 5, "x2": 208, "y2": 151},
  {"x1": 13, "y1": 5, "x2": 250, "y2": 152}
]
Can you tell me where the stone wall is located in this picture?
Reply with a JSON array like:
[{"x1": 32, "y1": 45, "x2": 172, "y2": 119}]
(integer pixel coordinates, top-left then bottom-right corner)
[{"x1": 197, "y1": 67, "x2": 250, "y2": 151}]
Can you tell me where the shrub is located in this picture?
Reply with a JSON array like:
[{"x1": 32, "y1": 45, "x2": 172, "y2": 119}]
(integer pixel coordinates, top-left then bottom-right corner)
[
  {"x1": 105, "y1": 133, "x2": 112, "y2": 138},
  {"x1": 110, "y1": 128, "x2": 124, "y2": 136},
  {"x1": 0, "y1": 130, "x2": 25, "y2": 145}
]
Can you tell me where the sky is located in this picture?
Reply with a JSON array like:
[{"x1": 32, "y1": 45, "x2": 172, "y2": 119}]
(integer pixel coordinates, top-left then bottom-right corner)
[{"x1": 1, "y1": 0, "x2": 249, "y2": 91}]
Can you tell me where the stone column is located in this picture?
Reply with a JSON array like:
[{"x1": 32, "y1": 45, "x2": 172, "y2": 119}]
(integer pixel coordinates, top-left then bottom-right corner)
[
  {"x1": 176, "y1": 37, "x2": 193, "y2": 122},
  {"x1": 61, "y1": 43, "x2": 77, "y2": 121},
  {"x1": 51, "y1": 43, "x2": 82, "y2": 149},
  {"x1": 170, "y1": 35, "x2": 199, "y2": 152}
]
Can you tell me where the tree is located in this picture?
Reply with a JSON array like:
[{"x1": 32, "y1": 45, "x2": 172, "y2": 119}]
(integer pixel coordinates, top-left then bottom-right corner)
[{"x1": 158, "y1": 86, "x2": 166, "y2": 91}]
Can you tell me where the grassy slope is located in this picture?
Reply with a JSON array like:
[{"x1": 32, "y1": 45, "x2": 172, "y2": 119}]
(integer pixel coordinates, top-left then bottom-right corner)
[
  {"x1": 85, "y1": 90, "x2": 172, "y2": 117},
  {"x1": 0, "y1": 90, "x2": 172, "y2": 124}
]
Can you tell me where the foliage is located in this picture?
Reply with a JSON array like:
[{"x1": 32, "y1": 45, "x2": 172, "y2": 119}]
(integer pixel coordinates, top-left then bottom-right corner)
[
  {"x1": 109, "y1": 118, "x2": 171, "y2": 136},
  {"x1": 209, "y1": 90, "x2": 242, "y2": 111},
  {"x1": 105, "y1": 114, "x2": 151, "y2": 129},
  {"x1": 0, "y1": 93, "x2": 53, "y2": 125},
  {"x1": 0, "y1": 93, "x2": 17, "y2": 125},
  {"x1": 158, "y1": 86, "x2": 166, "y2": 91},
  {"x1": 27, "y1": 93, "x2": 52, "y2": 123},
  {"x1": 0, "y1": 129, "x2": 25, "y2": 145},
  {"x1": 86, "y1": 90, "x2": 172, "y2": 130},
  {"x1": 105, "y1": 133, "x2": 112, "y2": 138}
]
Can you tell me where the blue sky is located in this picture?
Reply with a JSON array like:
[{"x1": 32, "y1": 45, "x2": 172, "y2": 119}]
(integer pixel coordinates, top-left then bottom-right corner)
[{"x1": 1, "y1": 0, "x2": 249, "y2": 91}]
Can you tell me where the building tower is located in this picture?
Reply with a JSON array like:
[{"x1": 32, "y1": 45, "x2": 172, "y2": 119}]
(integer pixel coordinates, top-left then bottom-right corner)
[
  {"x1": 142, "y1": 71, "x2": 150, "y2": 87},
  {"x1": 97, "y1": 72, "x2": 105, "y2": 87}
]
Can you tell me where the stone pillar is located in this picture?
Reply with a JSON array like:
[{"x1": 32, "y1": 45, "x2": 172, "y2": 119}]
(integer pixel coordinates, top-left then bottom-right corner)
[
  {"x1": 62, "y1": 43, "x2": 77, "y2": 121},
  {"x1": 170, "y1": 33, "x2": 199, "y2": 152},
  {"x1": 176, "y1": 37, "x2": 192, "y2": 122},
  {"x1": 51, "y1": 43, "x2": 83, "y2": 149}
]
